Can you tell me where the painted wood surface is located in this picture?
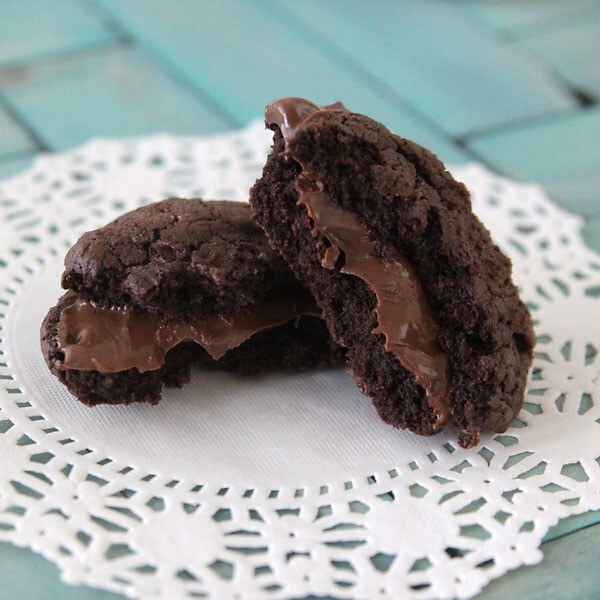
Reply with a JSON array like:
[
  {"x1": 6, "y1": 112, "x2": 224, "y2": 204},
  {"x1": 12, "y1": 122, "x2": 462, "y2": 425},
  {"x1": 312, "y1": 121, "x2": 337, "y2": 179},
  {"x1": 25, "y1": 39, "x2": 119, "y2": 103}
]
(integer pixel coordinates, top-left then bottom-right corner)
[
  {"x1": 262, "y1": 0, "x2": 575, "y2": 134},
  {"x1": 0, "y1": 154, "x2": 34, "y2": 179},
  {"x1": 0, "y1": 1, "x2": 598, "y2": 598},
  {"x1": 476, "y1": 520, "x2": 600, "y2": 600},
  {"x1": 0, "y1": 105, "x2": 34, "y2": 156},
  {"x1": 95, "y1": 0, "x2": 471, "y2": 163},
  {"x1": 0, "y1": 0, "x2": 113, "y2": 67},
  {"x1": 520, "y1": 11, "x2": 600, "y2": 97},
  {"x1": 468, "y1": 106, "x2": 600, "y2": 215},
  {"x1": 0, "y1": 542, "x2": 122, "y2": 600},
  {"x1": 0, "y1": 46, "x2": 233, "y2": 149},
  {"x1": 461, "y1": 0, "x2": 599, "y2": 34}
]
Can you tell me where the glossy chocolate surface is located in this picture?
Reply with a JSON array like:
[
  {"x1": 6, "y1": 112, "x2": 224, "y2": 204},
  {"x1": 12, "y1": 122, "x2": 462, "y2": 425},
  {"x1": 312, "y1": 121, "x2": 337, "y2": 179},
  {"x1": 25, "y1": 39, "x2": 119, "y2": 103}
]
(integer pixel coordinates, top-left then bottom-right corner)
[
  {"x1": 265, "y1": 97, "x2": 451, "y2": 427},
  {"x1": 57, "y1": 294, "x2": 320, "y2": 373},
  {"x1": 265, "y1": 97, "x2": 346, "y2": 143}
]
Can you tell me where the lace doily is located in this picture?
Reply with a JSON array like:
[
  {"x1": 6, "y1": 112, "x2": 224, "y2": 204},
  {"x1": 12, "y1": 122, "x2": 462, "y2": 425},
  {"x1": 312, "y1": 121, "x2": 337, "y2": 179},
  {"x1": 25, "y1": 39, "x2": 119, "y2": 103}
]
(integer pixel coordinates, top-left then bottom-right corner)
[{"x1": 0, "y1": 122, "x2": 598, "y2": 600}]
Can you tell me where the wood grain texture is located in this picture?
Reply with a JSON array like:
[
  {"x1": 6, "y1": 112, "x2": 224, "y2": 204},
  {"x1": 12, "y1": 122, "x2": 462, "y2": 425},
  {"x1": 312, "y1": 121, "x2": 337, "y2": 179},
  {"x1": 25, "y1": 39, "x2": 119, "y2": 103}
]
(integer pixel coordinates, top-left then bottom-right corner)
[
  {"x1": 0, "y1": 154, "x2": 34, "y2": 179},
  {"x1": 544, "y1": 510, "x2": 600, "y2": 542},
  {"x1": 461, "y1": 0, "x2": 599, "y2": 35},
  {"x1": 582, "y1": 217, "x2": 600, "y2": 253},
  {"x1": 0, "y1": 106, "x2": 34, "y2": 155},
  {"x1": 0, "y1": 46, "x2": 234, "y2": 149},
  {"x1": 0, "y1": 542, "x2": 122, "y2": 600},
  {"x1": 0, "y1": 0, "x2": 114, "y2": 66},
  {"x1": 518, "y1": 12, "x2": 600, "y2": 96},
  {"x1": 476, "y1": 522, "x2": 600, "y2": 600},
  {"x1": 468, "y1": 106, "x2": 600, "y2": 190},
  {"x1": 260, "y1": 0, "x2": 575, "y2": 135},
  {"x1": 94, "y1": 0, "x2": 470, "y2": 164},
  {"x1": 546, "y1": 172, "x2": 600, "y2": 218}
]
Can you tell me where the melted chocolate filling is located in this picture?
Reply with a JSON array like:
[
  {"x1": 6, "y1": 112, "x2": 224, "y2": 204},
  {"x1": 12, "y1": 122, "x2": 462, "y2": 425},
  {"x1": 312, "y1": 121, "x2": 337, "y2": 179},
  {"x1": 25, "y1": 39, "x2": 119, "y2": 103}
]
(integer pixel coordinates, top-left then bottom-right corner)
[
  {"x1": 57, "y1": 293, "x2": 320, "y2": 373},
  {"x1": 265, "y1": 97, "x2": 451, "y2": 428}
]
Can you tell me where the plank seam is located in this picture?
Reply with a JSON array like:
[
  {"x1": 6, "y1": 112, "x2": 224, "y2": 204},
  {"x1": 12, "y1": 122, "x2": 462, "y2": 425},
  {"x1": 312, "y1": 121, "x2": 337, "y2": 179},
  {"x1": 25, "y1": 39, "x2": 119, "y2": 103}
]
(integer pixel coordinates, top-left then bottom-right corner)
[
  {"x1": 0, "y1": 93, "x2": 51, "y2": 153},
  {"x1": 251, "y1": 0, "x2": 465, "y2": 150},
  {"x1": 0, "y1": 149, "x2": 37, "y2": 163},
  {"x1": 78, "y1": 0, "x2": 241, "y2": 128}
]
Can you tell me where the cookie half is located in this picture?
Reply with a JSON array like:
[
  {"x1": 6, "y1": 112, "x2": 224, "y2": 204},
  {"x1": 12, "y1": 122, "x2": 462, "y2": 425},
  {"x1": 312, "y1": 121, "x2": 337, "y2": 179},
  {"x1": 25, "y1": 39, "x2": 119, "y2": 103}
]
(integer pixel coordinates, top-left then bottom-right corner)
[
  {"x1": 250, "y1": 97, "x2": 535, "y2": 447},
  {"x1": 41, "y1": 198, "x2": 344, "y2": 406}
]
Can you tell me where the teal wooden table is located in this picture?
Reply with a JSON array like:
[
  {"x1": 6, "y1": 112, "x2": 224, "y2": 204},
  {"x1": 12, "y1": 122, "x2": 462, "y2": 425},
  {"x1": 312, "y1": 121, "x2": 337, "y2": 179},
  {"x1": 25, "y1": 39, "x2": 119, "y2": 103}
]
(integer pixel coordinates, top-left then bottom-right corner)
[{"x1": 0, "y1": 1, "x2": 598, "y2": 598}]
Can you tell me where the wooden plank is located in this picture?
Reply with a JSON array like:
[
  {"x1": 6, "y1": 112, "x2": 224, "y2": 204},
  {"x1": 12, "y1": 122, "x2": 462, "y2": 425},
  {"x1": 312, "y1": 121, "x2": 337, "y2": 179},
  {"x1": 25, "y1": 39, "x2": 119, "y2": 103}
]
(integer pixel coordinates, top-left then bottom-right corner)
[
  {"x1": 0, "y1": 541, "x2": 122, "y2": 600},
  {"x1": 0, "y1": 153, "x2": 34, "y2": 180},
  {"x1": 0, "y1": 46, "x2": 234, "y2": 150},
  {"x1": 475, "y1": 522, "x2": 600, "y2": 600},
  {"x1": 0, "y1": 0, "x2": 114, "y2": 66},
  {"x1": 467, "y1": 106, "x2": 600, "y2": 192},
  {"x1": 546, "y1": 171, "x2": 600, "y2": 219},
  {"x1": 519, "y1": 14, "x2": 600, "y2": 96},
  {"x1": 462, "y1": 0, "x2": 599, "y2": 35},
  {"x1": 255, "y1": 0, "x2": 575, "y2": 135},
  {"x1": 0, "y1": 106, "x2": 34, "y2": 155},
  {"x1": 582, "y1": 216, "x2": 600, "y2": 253},
  {"x1": 544, "y1": 510, "x2": 600, "y2": 542},
  {"x1": 94, "y1": 0, "x2": 470, "y2": 164}
]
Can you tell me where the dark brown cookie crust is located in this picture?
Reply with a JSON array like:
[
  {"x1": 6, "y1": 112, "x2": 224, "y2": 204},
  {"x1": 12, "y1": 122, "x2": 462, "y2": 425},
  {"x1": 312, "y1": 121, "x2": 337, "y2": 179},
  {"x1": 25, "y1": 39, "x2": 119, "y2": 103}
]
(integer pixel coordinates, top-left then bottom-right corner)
[
  {"x1": 43, "y1": 198, "x2": 345, "y2": 406},
  {"x1": 250, "y1": 111, "x2": 534, "y2": 447},
  {"x1": 62, "y1": 198, "x2": 298, "y2": 319},
  {"x1": 42, "y1": 291, "x2": 344, "y2": 406}
]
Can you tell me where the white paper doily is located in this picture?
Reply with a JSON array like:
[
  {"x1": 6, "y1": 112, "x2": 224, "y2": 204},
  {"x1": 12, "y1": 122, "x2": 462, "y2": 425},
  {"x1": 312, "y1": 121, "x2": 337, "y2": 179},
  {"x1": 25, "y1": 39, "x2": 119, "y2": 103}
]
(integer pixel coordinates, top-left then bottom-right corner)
[{"x1": 0, "y1": 122, "x2": 598, "y2": 600}]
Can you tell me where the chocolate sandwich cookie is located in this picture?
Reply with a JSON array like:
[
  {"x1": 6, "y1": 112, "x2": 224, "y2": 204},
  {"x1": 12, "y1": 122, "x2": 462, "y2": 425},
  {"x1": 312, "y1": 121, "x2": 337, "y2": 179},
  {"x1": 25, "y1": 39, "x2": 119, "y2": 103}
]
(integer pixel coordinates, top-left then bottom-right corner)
[
  {"x1": 41, "y1": 198, "x2": 344, "y2": 406},
  {"x1": 250, "y1": 97, "x2": 535, "y2": 448}
]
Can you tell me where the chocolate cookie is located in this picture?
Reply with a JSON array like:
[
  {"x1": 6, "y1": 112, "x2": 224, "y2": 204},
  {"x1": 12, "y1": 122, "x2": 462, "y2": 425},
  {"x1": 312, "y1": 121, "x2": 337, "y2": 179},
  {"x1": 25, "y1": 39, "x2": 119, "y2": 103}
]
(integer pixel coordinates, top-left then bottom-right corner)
[
  {"x1": 41, "y1": 198, "x2": 344, "y2": 406},
  {"x1": 250, "y1": 97, "x2": 535, "y2": 448}
]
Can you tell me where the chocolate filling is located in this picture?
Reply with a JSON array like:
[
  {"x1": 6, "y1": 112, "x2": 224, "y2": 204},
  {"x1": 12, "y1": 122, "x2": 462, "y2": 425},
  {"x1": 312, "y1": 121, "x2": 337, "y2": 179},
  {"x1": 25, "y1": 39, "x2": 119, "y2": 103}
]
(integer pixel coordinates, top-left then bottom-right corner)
[
  {"x1": 266, "y1": 97, "x2": 451, "y2": 428},
  {"x1": 57, "y1": 293, "x2": 320, "y2": 374}
]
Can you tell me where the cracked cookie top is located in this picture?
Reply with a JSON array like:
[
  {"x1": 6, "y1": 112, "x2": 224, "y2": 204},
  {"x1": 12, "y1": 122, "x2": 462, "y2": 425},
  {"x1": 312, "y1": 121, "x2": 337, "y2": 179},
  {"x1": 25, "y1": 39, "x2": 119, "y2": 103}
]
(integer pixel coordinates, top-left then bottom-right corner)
[{"x1": 61, "y1": 198, "x2": 298, "y2": 319}]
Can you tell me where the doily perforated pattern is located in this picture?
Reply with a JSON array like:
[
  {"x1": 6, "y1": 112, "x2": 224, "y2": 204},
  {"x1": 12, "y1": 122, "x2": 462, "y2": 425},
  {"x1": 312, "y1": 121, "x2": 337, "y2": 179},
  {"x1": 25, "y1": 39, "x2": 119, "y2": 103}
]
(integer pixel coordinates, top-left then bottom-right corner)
[{"x1": 0, "y1": 122, "x2": 598, "y2": 600}]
